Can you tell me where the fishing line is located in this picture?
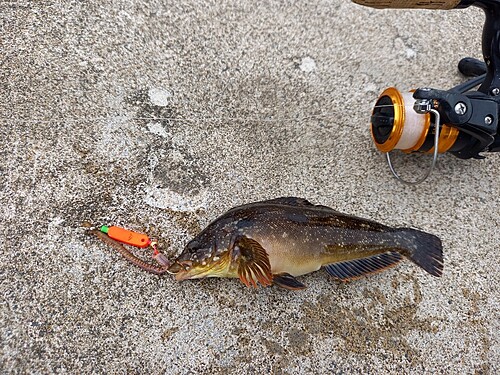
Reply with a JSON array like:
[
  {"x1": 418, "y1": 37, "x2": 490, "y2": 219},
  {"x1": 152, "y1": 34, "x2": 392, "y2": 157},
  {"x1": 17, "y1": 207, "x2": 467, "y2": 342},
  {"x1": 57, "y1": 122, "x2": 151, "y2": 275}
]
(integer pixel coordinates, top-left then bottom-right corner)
[{"x1": 2, "y1": 112, "x2": 345, "y2": 124}]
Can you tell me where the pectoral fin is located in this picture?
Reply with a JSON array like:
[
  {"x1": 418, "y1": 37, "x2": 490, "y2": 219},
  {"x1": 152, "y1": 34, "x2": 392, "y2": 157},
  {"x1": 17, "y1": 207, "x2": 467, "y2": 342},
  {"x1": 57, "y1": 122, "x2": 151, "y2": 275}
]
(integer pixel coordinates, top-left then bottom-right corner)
[
  {"x1": 273, "y1": 273, "x2": 306, "y2": 290},
  {"x1": 324, "y1": 252, "x2": 402, "y2": 281},
  {"x1": 232, "y1": 236, "x2": 273, "y2": 288}
]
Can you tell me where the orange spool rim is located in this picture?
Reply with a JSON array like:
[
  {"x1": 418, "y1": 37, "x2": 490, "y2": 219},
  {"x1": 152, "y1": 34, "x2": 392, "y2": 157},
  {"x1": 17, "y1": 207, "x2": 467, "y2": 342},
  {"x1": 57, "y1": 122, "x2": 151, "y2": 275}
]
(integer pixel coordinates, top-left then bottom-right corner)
[
  {"x1": 371, "y1": 87, "x2": 405, "y2": 153},
  {"x1": 427, "y1": 124, "x2": 460, "y2": 154}
]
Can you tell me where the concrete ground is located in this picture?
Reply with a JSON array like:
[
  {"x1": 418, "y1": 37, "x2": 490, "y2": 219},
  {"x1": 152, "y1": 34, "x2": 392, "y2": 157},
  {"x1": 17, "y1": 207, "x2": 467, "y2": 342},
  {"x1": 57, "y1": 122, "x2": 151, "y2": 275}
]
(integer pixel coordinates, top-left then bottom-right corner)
[{"x1": 1, "y1": 1, "x2": 498, "y2": 373}]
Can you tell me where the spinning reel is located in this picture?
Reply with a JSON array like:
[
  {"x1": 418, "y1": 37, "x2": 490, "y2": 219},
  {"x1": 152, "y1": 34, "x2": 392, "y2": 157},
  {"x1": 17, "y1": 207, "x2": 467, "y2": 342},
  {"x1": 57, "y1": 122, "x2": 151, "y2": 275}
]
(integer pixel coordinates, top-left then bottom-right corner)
[{"x1": 354, "y1": 0, "x2": 500, "y2": 184}]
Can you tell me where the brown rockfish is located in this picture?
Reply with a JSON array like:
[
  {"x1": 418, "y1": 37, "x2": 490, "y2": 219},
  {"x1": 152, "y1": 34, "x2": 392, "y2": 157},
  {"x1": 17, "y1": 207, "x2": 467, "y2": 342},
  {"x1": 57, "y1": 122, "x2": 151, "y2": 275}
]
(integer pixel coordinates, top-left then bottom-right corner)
[{"x1": 168, "y1": 197, "x2": 443, "y2": 289}]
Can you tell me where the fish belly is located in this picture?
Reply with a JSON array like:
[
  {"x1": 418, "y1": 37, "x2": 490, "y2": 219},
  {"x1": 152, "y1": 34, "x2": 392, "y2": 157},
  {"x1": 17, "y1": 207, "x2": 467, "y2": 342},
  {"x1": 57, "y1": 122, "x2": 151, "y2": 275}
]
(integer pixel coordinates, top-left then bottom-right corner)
[{"x1": 256, "y1": 235, "x2": 325, "y2": 277}]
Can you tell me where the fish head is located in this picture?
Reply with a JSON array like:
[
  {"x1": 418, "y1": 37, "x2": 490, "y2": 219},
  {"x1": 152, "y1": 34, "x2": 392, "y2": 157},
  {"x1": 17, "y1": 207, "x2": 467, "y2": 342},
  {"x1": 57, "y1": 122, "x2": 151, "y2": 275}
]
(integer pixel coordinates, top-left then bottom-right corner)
[{"x1": 169, "y1": 237, "x2": 233, "y2": 281}]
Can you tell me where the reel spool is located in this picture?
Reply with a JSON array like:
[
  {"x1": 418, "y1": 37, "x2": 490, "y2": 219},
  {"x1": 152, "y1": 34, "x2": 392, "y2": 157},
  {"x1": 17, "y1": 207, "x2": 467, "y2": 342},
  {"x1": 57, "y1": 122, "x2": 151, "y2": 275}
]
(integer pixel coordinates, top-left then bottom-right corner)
[
  {"x1": 371, "y1": 88, "x2": 460, "y2": 155},
  {"x1": 370, "y1": 88, "x2": 444, "y2": 185}
]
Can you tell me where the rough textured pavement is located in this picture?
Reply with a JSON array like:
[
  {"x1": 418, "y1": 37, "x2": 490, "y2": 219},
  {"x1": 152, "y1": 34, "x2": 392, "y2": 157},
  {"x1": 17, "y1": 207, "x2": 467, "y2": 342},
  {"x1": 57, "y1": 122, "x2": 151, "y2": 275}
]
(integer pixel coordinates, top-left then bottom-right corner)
[{"x1": 1, "y1": 1, "x2": 499, "y2": 374}]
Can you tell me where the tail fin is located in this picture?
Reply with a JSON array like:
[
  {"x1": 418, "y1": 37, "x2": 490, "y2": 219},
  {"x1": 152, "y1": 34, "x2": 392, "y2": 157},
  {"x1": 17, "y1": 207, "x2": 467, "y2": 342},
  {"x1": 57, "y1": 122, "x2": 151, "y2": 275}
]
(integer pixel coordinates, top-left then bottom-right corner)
[{"x1": 394, "y1": 228, "x2": 443, "y2": 277}]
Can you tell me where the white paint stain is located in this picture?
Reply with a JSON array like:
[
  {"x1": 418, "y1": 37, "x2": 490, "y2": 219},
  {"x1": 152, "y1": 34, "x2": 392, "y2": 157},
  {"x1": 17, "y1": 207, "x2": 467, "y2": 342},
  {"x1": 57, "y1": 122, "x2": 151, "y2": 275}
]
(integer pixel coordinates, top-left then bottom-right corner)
[
  {"x1": 364, "y1": 83, "x2": 377, "y2": 93},
  {"x1": 49, "y1": 217, "x2": 65, "y2": 226},
  {"x1": 406, "y1": 48, "x2": 416, "y2": 59},
  {"x1": 146, "y1": 121, "x2": 168, "y2": 138},
  {"x1": 300, "y1": 57, "x2": 316, "y2": 73},
  {"x1": 148, "y1": 87, "x2": 172, "y2": 107}
]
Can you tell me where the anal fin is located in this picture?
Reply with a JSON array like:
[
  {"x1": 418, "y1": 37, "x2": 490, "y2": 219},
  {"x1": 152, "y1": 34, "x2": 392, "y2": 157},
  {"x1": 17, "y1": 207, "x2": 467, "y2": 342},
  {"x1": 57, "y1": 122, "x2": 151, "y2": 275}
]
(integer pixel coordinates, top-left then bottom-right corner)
[
  {"x1": 273, "y1": 273, "x2": 306, "y2": 290},
  {"x1": 324, "y1": 252, "x2": 402, "y2": 281}
]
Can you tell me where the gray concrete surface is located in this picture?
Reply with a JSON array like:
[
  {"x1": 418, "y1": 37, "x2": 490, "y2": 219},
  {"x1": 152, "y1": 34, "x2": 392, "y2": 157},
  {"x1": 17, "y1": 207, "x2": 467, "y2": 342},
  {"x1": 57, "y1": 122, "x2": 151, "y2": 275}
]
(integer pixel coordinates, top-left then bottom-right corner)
[{"x1": 1, "y1": 1, "x2": 498, "y2": 373}]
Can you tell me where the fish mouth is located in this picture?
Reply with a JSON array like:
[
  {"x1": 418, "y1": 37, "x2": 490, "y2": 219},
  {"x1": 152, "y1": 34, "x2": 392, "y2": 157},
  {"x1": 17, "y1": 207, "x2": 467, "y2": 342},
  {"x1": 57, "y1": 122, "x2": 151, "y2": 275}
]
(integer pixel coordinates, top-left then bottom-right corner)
[
  {"x1": 173, "y1": 266, "x2": 215, "y2": 281},
  {"x1": 169, "y1": 258, "x2": 231, "y2": 281},
  {"x1": 167, "y1": 261, "x2": 213, "y2": 281},
  {"x1": 174, "y1": 269, "x2": 200, "y2": 281}
]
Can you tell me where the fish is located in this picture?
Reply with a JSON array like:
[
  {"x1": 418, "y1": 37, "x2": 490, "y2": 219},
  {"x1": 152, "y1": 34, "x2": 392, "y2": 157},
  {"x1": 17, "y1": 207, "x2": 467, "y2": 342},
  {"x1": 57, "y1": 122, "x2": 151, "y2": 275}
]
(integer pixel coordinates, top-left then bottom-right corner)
[{"x1": 168, "y1": 197, "x2": 443, "y2": 289}]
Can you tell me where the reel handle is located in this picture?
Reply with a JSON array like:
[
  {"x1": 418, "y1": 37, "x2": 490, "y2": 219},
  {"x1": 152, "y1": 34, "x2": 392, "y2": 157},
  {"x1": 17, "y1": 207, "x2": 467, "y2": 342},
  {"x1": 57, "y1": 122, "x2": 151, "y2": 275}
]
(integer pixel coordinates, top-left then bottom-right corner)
[
  {"x1": 458, "y1": 58, "x2": 488, "y2": 78},
  {"x1": 476, "y1": 0, "x2": 500, "y2": 94}
]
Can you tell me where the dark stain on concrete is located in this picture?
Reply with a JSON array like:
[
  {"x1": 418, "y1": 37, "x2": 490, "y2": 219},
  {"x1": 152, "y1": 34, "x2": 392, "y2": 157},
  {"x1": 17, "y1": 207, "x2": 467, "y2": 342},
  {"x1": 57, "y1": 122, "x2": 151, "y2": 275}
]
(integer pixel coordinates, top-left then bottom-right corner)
[
  {"x1": 286, "y1": 328, "x2": 311, "y2": 356},
  {"x1": 152, "y1": 147, "x2": 211, "y2": 196},
  {"x1": 166, "y1": 208, "x2": 204, "y2": 237},
  {"x1": 263, "y1": 338, "x2": 285, "y2": 356},
  {"x1": 125, "y1": 90, "x2": 211, "y2": 196},
  {"x1": 299, "y1": 277, "x2": 439, "y2": 365},
  {"x1": 461, "y1": 288, "x2": 491, "y2": 374},
  {"x1": 161, "y1": 327, "x2": 179, "y2": 341}
]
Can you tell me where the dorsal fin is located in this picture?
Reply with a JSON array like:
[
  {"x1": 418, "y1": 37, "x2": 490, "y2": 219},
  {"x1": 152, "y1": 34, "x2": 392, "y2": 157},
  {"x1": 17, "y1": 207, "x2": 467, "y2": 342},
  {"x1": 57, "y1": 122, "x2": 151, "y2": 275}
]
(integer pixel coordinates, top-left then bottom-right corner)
[
  {"x1": 324, "y1": 252, "x2": 403, "y2": 281},
  {"x1": 261, "y1": 197, "x2": 341, "y2": 214},
  {"x1": 260, "y1": 197, "x2": 316, "y2": 207}
]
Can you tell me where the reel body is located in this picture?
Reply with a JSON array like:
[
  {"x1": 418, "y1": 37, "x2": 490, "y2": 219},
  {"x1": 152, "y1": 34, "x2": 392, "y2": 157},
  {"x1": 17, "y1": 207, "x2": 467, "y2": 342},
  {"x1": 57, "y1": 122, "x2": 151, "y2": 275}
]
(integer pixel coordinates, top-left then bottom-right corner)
[{"x1": 356, "y1": 0, "x2": 500, "y2": 182}]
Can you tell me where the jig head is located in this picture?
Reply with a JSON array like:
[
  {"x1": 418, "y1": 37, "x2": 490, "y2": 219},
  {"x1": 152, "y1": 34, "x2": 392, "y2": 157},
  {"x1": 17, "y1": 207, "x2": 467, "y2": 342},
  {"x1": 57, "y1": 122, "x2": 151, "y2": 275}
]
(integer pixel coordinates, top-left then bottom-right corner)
[{"x1": 83, "y1": 222, "x2": 175, "y2": 275}]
